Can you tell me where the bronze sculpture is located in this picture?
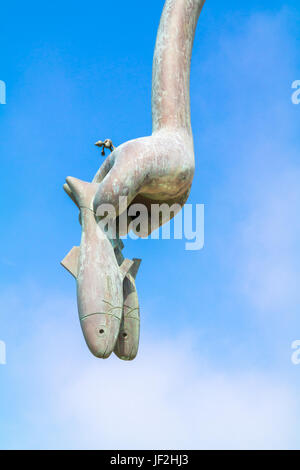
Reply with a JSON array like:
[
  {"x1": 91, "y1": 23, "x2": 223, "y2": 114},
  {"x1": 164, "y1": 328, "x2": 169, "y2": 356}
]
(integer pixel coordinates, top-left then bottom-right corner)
[{"x1": 61, "y1": 0, "x2": 206, "y2": 359}]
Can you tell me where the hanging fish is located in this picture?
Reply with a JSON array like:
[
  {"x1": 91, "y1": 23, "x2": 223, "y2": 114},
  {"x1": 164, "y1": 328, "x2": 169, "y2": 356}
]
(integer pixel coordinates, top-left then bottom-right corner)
[
  {"x1": 61, "y1": 176, "x2": 133, "y2": 358},
  {"x1": 114, "y1": 244, "x2": 141, "y2": 361}
]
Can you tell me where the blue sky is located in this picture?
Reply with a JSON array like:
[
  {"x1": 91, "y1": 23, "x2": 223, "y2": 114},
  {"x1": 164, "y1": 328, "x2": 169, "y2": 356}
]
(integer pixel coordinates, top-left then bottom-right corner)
[{"x1": 0, "y1": 0, "x2": 300, "y2": 449}]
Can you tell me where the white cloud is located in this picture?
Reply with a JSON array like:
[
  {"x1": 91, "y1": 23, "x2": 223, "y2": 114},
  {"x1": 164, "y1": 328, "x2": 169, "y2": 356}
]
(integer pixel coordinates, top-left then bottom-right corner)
[
  {"x1": 52, "y1": 343, "x2": 297, "y2": 450},
  {"x1": 10, "y1": 295, "x2": 297, "y2": 450}
]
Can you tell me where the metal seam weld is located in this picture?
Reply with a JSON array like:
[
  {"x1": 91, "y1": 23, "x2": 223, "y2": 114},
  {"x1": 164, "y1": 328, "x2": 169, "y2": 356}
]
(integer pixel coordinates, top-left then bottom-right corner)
[
  {"x1": 80, "y1": 312, "x2": 121, "y2": 321},
  {"x1": 79, "y1": 206, "x2": 95, "y2": 214}
]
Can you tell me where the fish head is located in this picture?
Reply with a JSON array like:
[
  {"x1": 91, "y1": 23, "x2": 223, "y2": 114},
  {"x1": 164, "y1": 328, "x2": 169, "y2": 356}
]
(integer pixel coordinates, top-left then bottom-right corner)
[{"x1": 80, "y1": 312, "x2": 121, "y2": 359}]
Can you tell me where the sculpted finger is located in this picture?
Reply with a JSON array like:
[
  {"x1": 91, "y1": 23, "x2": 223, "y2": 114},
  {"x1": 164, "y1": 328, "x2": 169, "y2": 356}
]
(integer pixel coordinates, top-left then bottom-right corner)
[
  {"x1": 63, "y1": 182, "x2": 79, "y2": 208},
  {"x1": 93, "y1": 155, "x2": 146, "y2": 217},
  {"x1": 92, "y1": 152, "x2": 116, "y2": 184}
]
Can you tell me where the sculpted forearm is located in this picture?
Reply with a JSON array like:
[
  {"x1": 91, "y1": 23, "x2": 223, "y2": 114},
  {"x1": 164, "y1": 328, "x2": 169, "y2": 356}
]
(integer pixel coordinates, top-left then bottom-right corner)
[{"x1": 152, "y1": 0, "x2": 206, "y2": 133}]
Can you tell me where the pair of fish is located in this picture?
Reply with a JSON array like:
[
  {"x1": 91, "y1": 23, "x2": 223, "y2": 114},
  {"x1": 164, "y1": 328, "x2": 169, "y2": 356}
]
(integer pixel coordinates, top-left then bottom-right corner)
[{"x1": 61, "y1": 176, "x2": 141, "y2": 360}]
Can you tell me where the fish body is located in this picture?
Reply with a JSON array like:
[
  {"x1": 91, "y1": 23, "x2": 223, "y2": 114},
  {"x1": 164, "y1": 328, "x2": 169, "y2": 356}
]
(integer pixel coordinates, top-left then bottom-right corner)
[
  {"x1": 61, "y1": 177, "x2": 132, "y2": 358},
  {"x1": 114, "y1": 248, "x2": 141, "y2": 361}
]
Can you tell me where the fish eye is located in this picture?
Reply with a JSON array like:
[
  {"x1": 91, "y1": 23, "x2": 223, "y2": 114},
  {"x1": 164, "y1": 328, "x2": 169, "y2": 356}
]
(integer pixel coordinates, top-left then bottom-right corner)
[
  {"x1": 122, "y1": 332, "x2": 128, "y2": 338},
  {"x1": 99, "y1": 329, "x2": 105, "y2": 335}
]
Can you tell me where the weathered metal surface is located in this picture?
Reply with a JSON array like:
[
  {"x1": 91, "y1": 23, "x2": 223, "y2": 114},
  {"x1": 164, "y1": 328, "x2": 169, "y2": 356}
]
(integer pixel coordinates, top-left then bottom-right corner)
[
  {"x1": 114, "y1": 250, "x2": 141, "y2": 361},
  {"x1": 91, "y1": 0, "x2": 206, "y2": 234},
  {"x1": 95, "y1": 139, "x2": 115, "y2": 156},
  {"x1": 62, "y1": 0, "x2": 205, "y2": 359},
  {"x1": 63, "y1": 177, "x2": 134, "y2": 358}
]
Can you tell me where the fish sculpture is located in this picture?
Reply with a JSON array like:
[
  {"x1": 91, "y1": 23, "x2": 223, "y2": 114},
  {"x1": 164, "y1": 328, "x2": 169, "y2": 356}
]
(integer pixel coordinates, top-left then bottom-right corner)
[
  {"x1": 62, "y1": 0, "x2": 206, "y2": 359},
  {"x1": 61, "y1": 176, "x2": 137, "y2": 358},
  {"x1": 114, "y1": 242, "x2": 141, "y2": 360}
]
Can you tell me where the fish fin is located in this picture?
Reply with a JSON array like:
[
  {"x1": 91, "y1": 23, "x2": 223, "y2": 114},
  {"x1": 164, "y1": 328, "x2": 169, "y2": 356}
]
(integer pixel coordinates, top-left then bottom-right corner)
[
  {"x1": 129, "y1": 258, "x2": 142, "y2": 280},
  {"x1": 65, "y1": 176, "x2": 98, "y2": 210},
  {"x1": 63, "y1": 183, "x2": 79, "y2": 208},
  {"x1": 61, "y1": 246, "x2": 80, "y2": 279},
  {"x1": 114, "y1": 246, "x2": 124, "y2": 265},
  {"x1": 120, "y1": 258, "x2": 134, "y2": 280}
]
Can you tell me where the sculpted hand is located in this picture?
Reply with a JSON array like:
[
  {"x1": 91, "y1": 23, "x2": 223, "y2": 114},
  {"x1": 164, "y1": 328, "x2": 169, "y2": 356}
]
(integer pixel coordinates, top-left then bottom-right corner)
[
  {"x1": 61, "y1": 0, "x2": 206, "y2": 360},
  {"x1": 65, "y1": 0, "x2": 205, "y2": 237}
]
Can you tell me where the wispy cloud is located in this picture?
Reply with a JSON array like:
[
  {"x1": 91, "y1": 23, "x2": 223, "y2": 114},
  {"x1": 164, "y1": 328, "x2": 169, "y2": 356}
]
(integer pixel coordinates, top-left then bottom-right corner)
[
  {"x1": 51, "y1": 336, "x2": 298, "y2": 450},
  {"x1": 0, "y1": 289, "x2": 298, "y2": 450}
]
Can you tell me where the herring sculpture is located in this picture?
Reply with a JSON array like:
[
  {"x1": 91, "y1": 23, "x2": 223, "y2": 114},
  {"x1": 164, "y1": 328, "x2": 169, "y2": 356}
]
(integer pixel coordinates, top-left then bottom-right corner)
[{"x1": 61, "y1": 0, "x2": 206, "y2": 359}]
